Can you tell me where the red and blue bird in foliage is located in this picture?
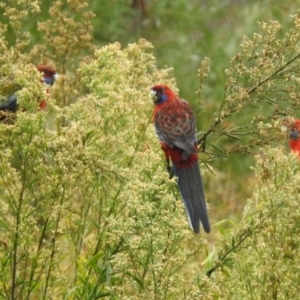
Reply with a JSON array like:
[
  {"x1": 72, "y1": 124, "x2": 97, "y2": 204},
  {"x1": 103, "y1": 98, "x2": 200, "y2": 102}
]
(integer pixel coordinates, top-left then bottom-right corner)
[
  {"x1": 288, "y1": 119, "x2": 300, "y2": 156},
  {"x1": 151, "y1": 84, "x2": 210, "y2": 234},
  {"x1": 0, "y1": 65, "x2": 57, "y2": 114}
]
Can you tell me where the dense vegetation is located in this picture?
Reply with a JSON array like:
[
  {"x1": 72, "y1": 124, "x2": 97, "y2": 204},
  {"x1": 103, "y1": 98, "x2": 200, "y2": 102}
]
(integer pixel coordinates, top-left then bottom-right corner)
[{"x1": 0, "y1": 0, "x2": 300, "y2": 299}]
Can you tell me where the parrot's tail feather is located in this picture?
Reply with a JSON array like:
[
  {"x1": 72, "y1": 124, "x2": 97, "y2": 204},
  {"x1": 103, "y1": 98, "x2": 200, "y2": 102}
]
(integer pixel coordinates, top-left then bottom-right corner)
[{"x1": 175, "y1": 161, "x2": 210, "y2": 234}]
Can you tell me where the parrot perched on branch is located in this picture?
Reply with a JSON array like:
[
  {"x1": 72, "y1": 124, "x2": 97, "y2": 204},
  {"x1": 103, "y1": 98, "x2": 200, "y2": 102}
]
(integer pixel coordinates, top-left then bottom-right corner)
[
  {"x1": 0, "y1": 65, "x2": 57, "y2": 114},
  {"x1": 150, "y1": 84, "x2": 210, "y2": 234}
]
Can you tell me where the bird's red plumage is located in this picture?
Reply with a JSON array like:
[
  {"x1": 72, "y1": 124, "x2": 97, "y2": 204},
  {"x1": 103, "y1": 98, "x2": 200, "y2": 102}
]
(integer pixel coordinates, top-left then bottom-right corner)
[
  {"x1": 289, "y1": 119, "x2": 300, "y2": 155},
  {"x1": 151, "y1": 84, "x2": 210, "y2": 233},
  {"x1": 37, "y1": 65, "x2": 57, "y2": 110},
  {"x1": 151, "y1": 83, "x2": 199, "y2": 169},
  {"x1": 161, "y1": 142, "x2": 198, "y2": 169},
  {"x1": 37, "y1": 65, "x2": 56, "y2": 78},
  {"x1": 152, "y1": 84, "x2": 197, "y2": 160},
  {"x1": 39, "y1": 100, "x2": 47, "y2": 110}
]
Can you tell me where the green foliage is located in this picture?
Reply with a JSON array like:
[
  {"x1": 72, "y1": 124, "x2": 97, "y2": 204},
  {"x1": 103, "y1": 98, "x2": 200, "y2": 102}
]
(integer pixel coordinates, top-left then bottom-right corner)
[
  {"x1": 207, "y1": 147, "x2": 300, "y2": 299},
  {"x1": 197, "y1": 15, "x2": 300, "y2": 158},
  {"x1": 1, "y1": 0, "x2": 300, "y2": 299},
  {"x1": 0, "y1": 2, "x2": 210, "y2": 298}
]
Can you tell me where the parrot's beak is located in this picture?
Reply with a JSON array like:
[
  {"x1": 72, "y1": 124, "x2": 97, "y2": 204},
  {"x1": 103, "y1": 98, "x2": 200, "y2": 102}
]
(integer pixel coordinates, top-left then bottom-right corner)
[
  {"x1": 150, "y1": 89, "x2": 157, "y2": 102},
  {"x1": 53, "y1": 73, "x2": 59, "y2": 81}
]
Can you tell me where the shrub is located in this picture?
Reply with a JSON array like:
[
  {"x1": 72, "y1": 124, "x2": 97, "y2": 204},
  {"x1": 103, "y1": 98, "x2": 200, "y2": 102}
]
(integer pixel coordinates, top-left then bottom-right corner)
[
  {"x1": 1, "y1": 1, "x2": 300, "y2": 299},
  {"x1": 207, "y1": 148, "x2": 300, "y2": 299}
]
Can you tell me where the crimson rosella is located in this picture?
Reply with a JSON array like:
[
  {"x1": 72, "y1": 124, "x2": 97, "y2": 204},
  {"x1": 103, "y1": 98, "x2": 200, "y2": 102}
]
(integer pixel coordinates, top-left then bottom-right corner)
[
  {"x1": 289, "y1": 119, "x2": 300, "y2": 156},
  {"x1": 151, "y1": 84, "x2": 210, "y2": 234},
  {"x1": 0, "y1": 65, "x2": 57, "y2": 113}
]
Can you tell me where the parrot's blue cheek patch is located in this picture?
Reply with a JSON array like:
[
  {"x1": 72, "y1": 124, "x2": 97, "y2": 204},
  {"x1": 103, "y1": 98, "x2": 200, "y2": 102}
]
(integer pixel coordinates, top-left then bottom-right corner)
[
  {"x1": 290, "y1": 130, "x2": 300, "y2": 140},
  {"x1": 43, "y1": 77, "x2": 55, "y2": 85},
  {"x1": 156, "y1": 94, "x2": 168, "y2": 104}
]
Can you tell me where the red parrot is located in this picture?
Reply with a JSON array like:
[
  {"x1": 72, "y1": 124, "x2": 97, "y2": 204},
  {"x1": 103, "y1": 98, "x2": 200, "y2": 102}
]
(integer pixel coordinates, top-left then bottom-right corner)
[
  {"x1": 289, "y1": 119, "x2": 300, "y2": 155},
  {"x1": 37, "y1": 65, "x2": 57, "y2": 110},
  {"x1": 0, "y1": 65, "x2": 57, "y2": 113},
  {"x1": 151, "y1": 84, "x2": 210, "y2": 234}
]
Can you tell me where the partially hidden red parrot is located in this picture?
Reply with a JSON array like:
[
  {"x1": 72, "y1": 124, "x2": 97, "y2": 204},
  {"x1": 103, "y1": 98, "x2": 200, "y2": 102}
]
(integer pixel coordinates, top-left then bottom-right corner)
[
  {"x1": 0, "y1": 65, "x2": 57, "y2": 113},
  {"x1": 150, "y1": 84, "x2": 210, "y2": 234},
  {"x1": 289, "y1": 119, "x2": 300, "y2": 155},
  {"x1": 37, "y1": 65, "x2": 57, "y2": 110}
]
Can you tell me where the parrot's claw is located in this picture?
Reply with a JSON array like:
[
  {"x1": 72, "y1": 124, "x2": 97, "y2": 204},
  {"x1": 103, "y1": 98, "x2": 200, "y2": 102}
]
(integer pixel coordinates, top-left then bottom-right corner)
[{"x1": 167, "y1": 165, "x2": 175, "y2": 179}]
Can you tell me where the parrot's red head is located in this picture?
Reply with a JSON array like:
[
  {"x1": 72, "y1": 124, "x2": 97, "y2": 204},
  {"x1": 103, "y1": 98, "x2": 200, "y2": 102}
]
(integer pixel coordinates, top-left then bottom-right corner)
[
  {"x1": 37, "y1": 65, "x2": 58, "y2": 86},
  {"x1": 150, "y1": 84, "x2": 178, "y2": 105}
]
